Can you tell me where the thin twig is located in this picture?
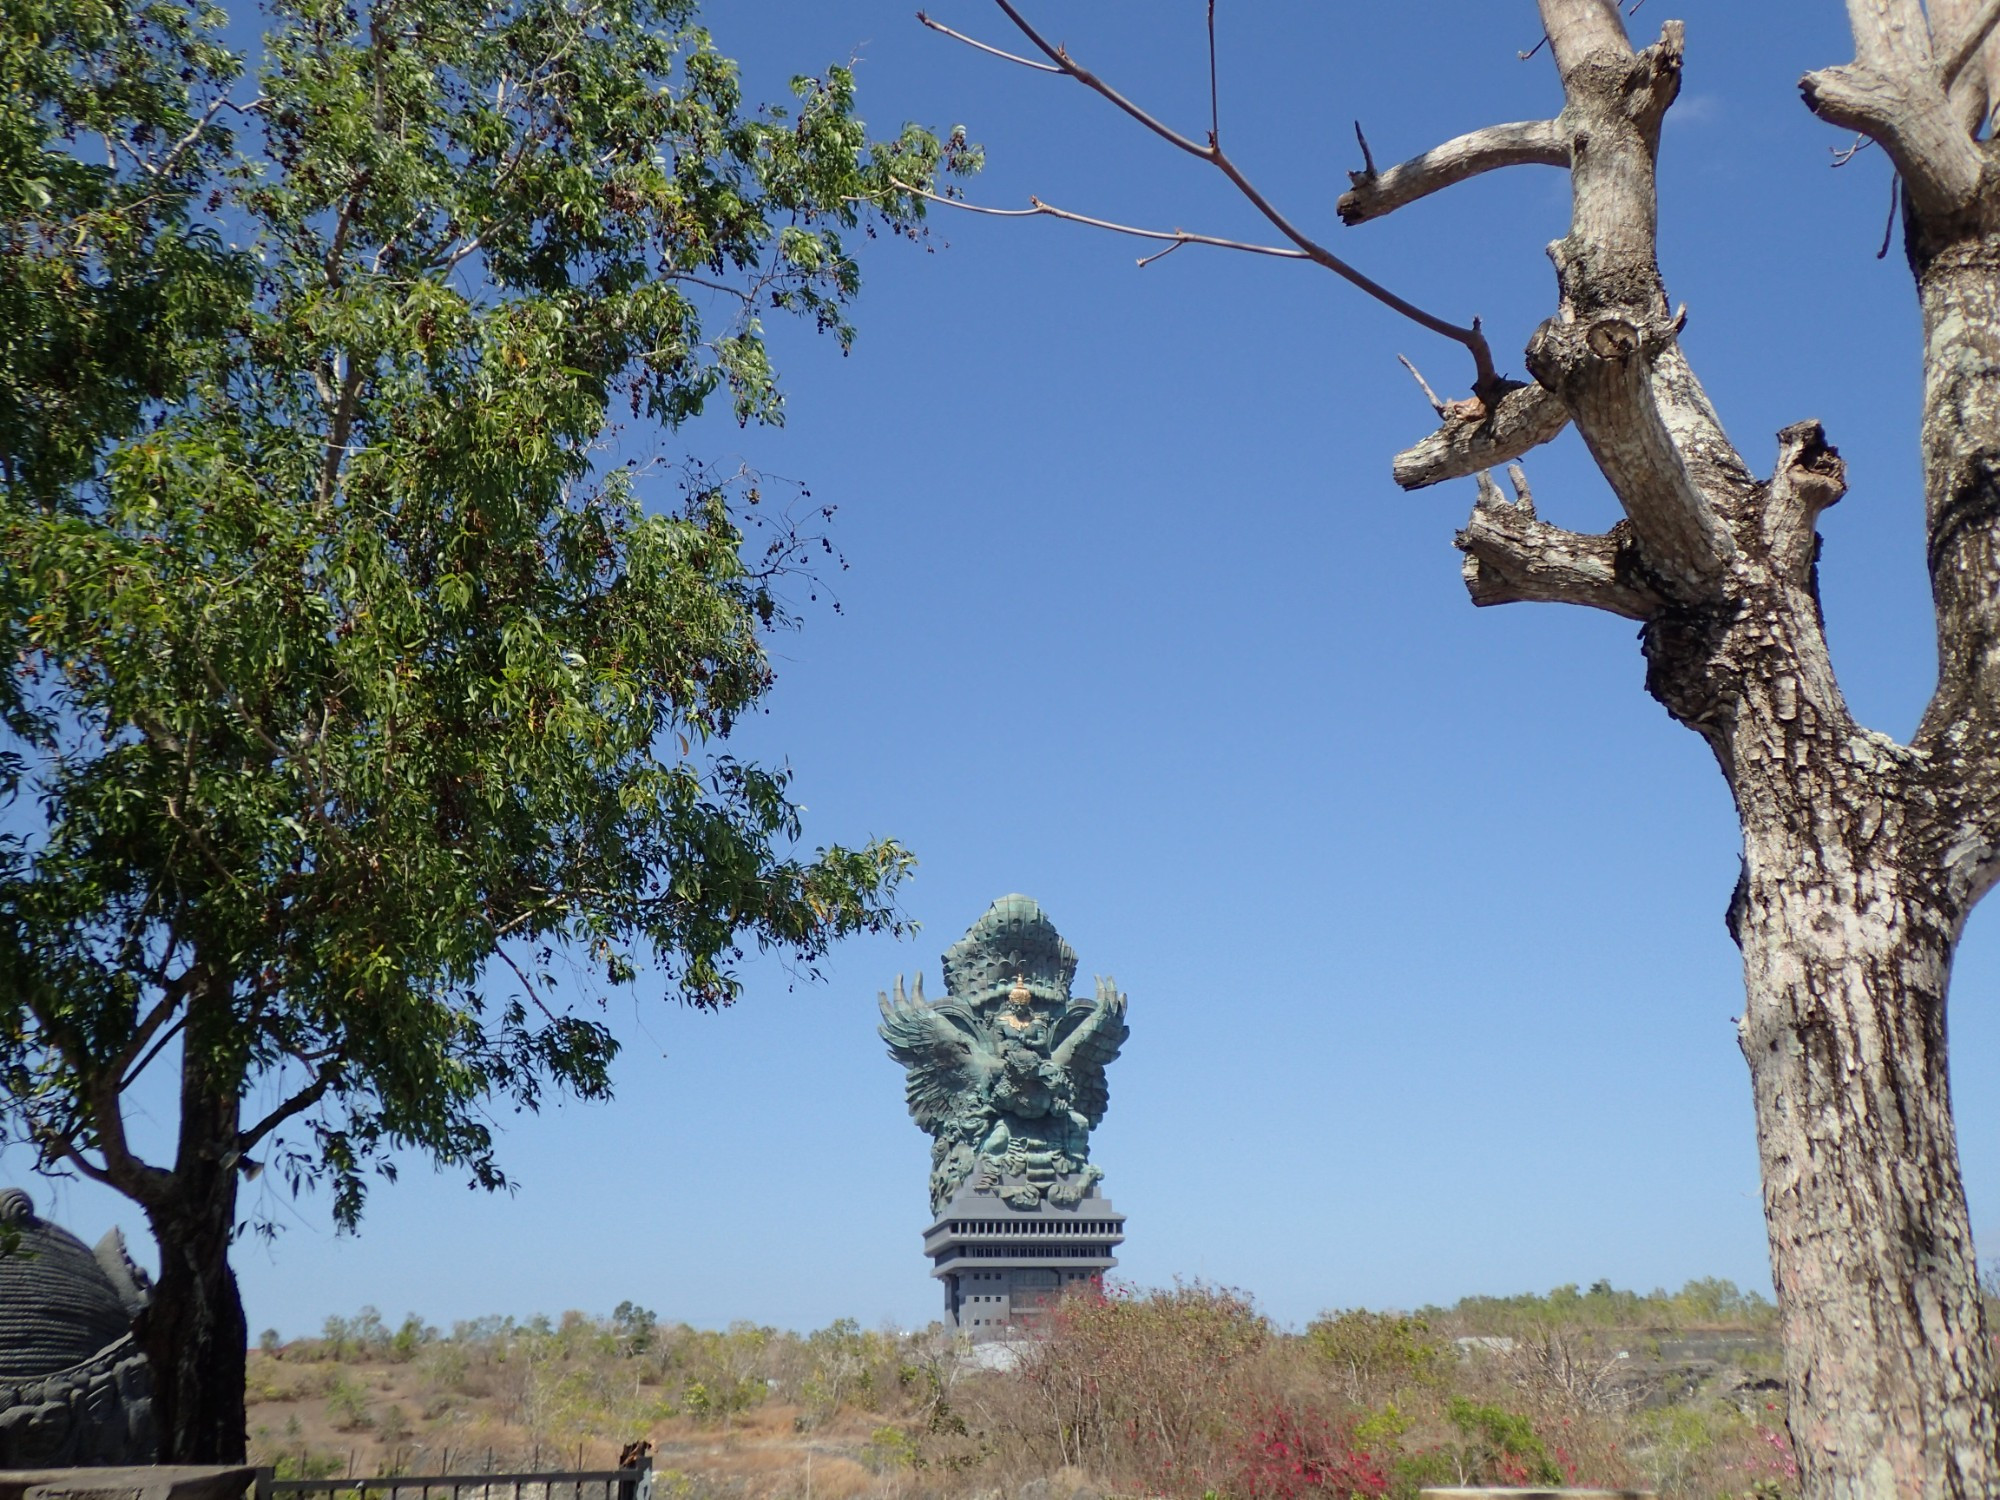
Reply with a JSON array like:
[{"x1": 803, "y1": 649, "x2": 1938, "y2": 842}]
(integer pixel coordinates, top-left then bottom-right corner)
[
  {"x1": 1398, "y1": 354, "x2": 1446, "y2": 416},
  {"x1": 1353, "y1": 120, "x2": 1378, "y2": 178},
  {"x1": 1136, "y1": 240, "x2": 1188, "y2": 269},
  {"x1": 1879, "y1": 172, "x2": 1901, "y2": 259},
  {"x1": 1207, "y1": 0, "x2": 1220, "y2": 144},
  {"x1": 890, "y1": 178, "x2": 1309, "y2": 260},
  {"x1": 1506, "y1": 462, "x2": 1535, "y2": 511},
  {"x1": 989, "y1": 0, "x2": 1210, "y2": 155},
  {"x1": 489, "y1": 923, "x2": 567, "y2": 1026},
  {"x1": 1830, "y1": 133, "x2": 1874, "y2": 166},
  {"x1": 1026, "y1": 196, "x2": 1311, "y2": 255},
  {"x1": 916, "y1": 10, "x2": 1061, "y2": 72},
  {"x1": 966, "y1": 0, "x2": 1499, "y2": 390}
]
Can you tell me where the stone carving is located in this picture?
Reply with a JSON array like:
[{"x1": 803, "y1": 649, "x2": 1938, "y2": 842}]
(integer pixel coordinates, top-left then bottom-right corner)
[
  {"x1": 879, "y1": 895, "x2": 1128, "y2": 1213},
  {"x1": 0, "y1": 1187, "x2": 156, "y2": 1466}
]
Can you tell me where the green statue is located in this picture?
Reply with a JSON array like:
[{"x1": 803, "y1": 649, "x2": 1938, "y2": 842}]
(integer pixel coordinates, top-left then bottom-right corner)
[{"x1": 879, "y1": 895, "x2": 1129, "y2": 1213}]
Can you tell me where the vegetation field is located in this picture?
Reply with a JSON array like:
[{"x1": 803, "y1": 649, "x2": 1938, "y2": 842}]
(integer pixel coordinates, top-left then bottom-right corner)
[{"x1": 247, "y1": 1279, "x2": 1820, "y2": 1500}]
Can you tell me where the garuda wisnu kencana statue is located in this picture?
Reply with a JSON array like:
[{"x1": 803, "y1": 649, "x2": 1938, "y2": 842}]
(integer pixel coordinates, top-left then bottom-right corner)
[{"x1": 879, "y1": 895, "x2": 1128, "y2": 1214}]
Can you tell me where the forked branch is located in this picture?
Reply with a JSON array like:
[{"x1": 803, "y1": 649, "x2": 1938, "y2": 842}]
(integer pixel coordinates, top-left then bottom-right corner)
[
  {"x1": 1456, "y1": 476, "x2": 1662, "y2": 620},
  {"x1": 926, "y1": 2, "x2": 1502, "y2": 393},
  {"x1": 1392, "y1": 382, "x2": 1571, "y2": 490},
  {"x1": 1801, "y1": 1, "x2": 1985, "y2": 223},
  {"x1": 1940, "y1": 0, "x2": 2000, "y2": 89},
  {"x1": 1339, "y1": 119, "x2": 1568, "y2": 225}
]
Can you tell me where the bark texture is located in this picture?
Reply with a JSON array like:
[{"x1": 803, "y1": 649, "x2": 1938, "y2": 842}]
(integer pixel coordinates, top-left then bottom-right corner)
[
  {"x1": 136, "y1": 1020, "x2": 250, "y2": 1464},
  {"x1": 1380, "y1": 3, "x2": 2000, "y2": 1492}
]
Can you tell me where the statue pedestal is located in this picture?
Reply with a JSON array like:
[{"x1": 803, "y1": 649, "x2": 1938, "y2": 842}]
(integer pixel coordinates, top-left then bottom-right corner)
[{"x1": 922, "y1": 1173, "x2": 1125, "y2": 1340}]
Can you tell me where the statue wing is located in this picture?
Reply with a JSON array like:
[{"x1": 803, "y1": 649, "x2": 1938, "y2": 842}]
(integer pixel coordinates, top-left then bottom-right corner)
[
  {"x1": 878, "y1": 973, "x2": 993, "y2": 1135},
  {"x1": 1051, "y1": 975, "x2": 1129, "y2": 1128}
]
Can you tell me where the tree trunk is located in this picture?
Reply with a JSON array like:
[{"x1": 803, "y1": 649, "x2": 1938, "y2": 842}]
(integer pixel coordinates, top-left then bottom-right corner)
[
  {"x1": 1632, "y1": 436, "x2": 2000, "y2": 1493},
  {"x1": 1264, "y1": 0, "x2": 2000, "y2": 1486},
  {"x1": 1735, "y1": 827, "x2": 1996, "y2": 1496},
  {"x1": 138, "y1": 1041, "x2": 249, "y2": 1464}
]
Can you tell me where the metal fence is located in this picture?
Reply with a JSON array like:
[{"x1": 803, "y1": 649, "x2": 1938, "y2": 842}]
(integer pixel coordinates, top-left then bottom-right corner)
[{"x1": 255, "y1": 1457, "x2": 653, "y2": 1500}]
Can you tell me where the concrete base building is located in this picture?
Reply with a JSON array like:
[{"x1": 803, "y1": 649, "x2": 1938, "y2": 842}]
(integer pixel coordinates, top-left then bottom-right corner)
[{"x1": 926, "y1": 1173, "x2": 1124, "y2": 1338}]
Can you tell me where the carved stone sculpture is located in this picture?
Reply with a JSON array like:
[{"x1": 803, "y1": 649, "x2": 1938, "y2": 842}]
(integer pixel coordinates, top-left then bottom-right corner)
[
  {"x1": 0, "y1": 1187, "x2": 156, "y2": 1466},
  {"x1": 879, "y1": 895, "x2": 1128, "y2": 1214}
]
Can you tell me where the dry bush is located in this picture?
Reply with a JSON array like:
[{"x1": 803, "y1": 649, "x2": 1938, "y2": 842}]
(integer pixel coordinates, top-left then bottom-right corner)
[{"x1": 997, "y1": 1280, "x2": 1266, "y2": 1490}]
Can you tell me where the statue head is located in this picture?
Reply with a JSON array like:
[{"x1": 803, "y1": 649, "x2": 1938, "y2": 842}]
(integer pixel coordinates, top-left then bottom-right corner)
[
  {"x1": 941, "y1": 894, "x2": 1077, "y2": 1010},
  {"x1": 998, "y1": 974, "x2": 1041, "y2": 1032}
]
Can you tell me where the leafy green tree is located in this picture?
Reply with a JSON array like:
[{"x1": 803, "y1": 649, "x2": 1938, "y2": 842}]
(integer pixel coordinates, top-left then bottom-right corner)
[
  {"x1": 1303, "y1": 1308, "x2": 1448, "y2": 1403},
  {"x1": 0, "y1": 0, "x2": 970, "y2": 1462},
  {"x1": 610, "y1": 1300, "x2": 657, "y2": 1356}
]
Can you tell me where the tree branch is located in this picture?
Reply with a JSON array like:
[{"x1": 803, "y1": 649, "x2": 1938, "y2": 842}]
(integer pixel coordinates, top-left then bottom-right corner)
[
  {"x1": 237, "y1": 1067, "x2": 338, "y2": 1153},
  {"x1": 1801, "y1": 65, "x2": 1984, "y2": 219},
  {"x1": 18, "y1": 980, "x2": 174, "y2": 1203},
  {"x1": 949, "y1": 1, "x2": 1501, "y2": 391},
  {"x1": 1759, "y1": 420, "x2": 1848, "y2": 583},
  {"x1": 1802, "y1": 1, "x2": 1985, "y2": 221},
  {"x1": 1940, "y1": 0, "x2": 2000, "y2": 89},
  {"x1": 316, "y1": 363, "x2": 364, "y2": 513},
  {"x1": 1523, "y1": 10, "x2": 1749, "y2": 597},
  {"x1": 120, "y1": 1011, "x2": 187, "y2": 1094},
  {"x1": 890, "y1": 179, "x2": 1311, "y2": 262},
  {"x1": 1528, "y1": 315, "x2": 1736, "y2": 592},
  {"x1": 1207, "y1": 0, "x2": 1220, "y2": 144},
  {"x1": 1844, "y1": 0, "x2": 1939, "y2": 72},
  {"x1": 1338, "y1": 119, "x2": 1567, "y2": 225},
  {"x1": 1456, "y1": 478, "x2": 1663, "y2": 619},
  {"x1": 109, "y1": 975, "x2": 190, "y2": 1086},
  {"x1": 915, "y1": 11, "x2": 1061, "y2": 73},
  {"x1": 38, "y1": 1129, "x2": 123, "y2": 1191},
  {"x1": 1540, "y1": 0, "x2": 1635, "y2": 72},
  {"x1": 986, "y1": 0, "x2": 1213, "y2": 157},
  {"x1": 1392, "y1": 381, "x2": 1570, "y2": 490},
  {"x1": 1928, "y1": 0, "x2": 2000, "y2": 129}
]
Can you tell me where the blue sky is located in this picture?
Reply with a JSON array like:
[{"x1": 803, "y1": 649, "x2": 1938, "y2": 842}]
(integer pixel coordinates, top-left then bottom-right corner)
[{"x1": 23, "y1": 0, "x2": 2000, "y2": 1337}]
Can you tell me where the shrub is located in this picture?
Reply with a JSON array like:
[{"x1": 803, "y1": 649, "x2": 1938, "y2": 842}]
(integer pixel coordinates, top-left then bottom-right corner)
[
  {"x1": 1231, "y1": 1401, "x2": 1391, "y2": 1500},
  {"x1": 1444, "y1": 1398, "x2": 1562, "y2": 1487},
  {"x1": 1305, "y1": 1311, "x2": 1449, "y2": 1402},
  {"x1": 325, "y1": 1373, "x2": 373, "y2": 1432}
]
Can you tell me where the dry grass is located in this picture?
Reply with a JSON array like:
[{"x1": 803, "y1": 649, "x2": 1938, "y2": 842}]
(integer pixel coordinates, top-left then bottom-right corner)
[{"x1": 245, "y1": 1285, "x2": 1796, "y2": 1500}]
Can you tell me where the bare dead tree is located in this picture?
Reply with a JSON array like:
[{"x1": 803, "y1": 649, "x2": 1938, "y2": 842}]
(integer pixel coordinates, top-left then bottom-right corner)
[{"x1": 920, "y1": 1, "x2": 2000, "y2": 1495}]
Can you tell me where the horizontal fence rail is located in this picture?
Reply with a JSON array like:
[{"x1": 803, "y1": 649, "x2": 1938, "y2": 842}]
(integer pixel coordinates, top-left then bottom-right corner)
[{"x1": 256, "y1": 1459, "x2": 652, "y2": 1500}]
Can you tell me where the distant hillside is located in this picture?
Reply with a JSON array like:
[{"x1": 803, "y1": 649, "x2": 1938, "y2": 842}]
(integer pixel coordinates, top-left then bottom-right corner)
[{"x1": 248, "y1": 1279, "x2": 1799, "y2": 1500}]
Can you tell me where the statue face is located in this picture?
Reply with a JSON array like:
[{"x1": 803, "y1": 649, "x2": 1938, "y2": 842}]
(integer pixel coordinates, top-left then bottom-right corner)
[{"x1": 1000, "y1": 977, "x2": 1037, "y2": 1029}]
